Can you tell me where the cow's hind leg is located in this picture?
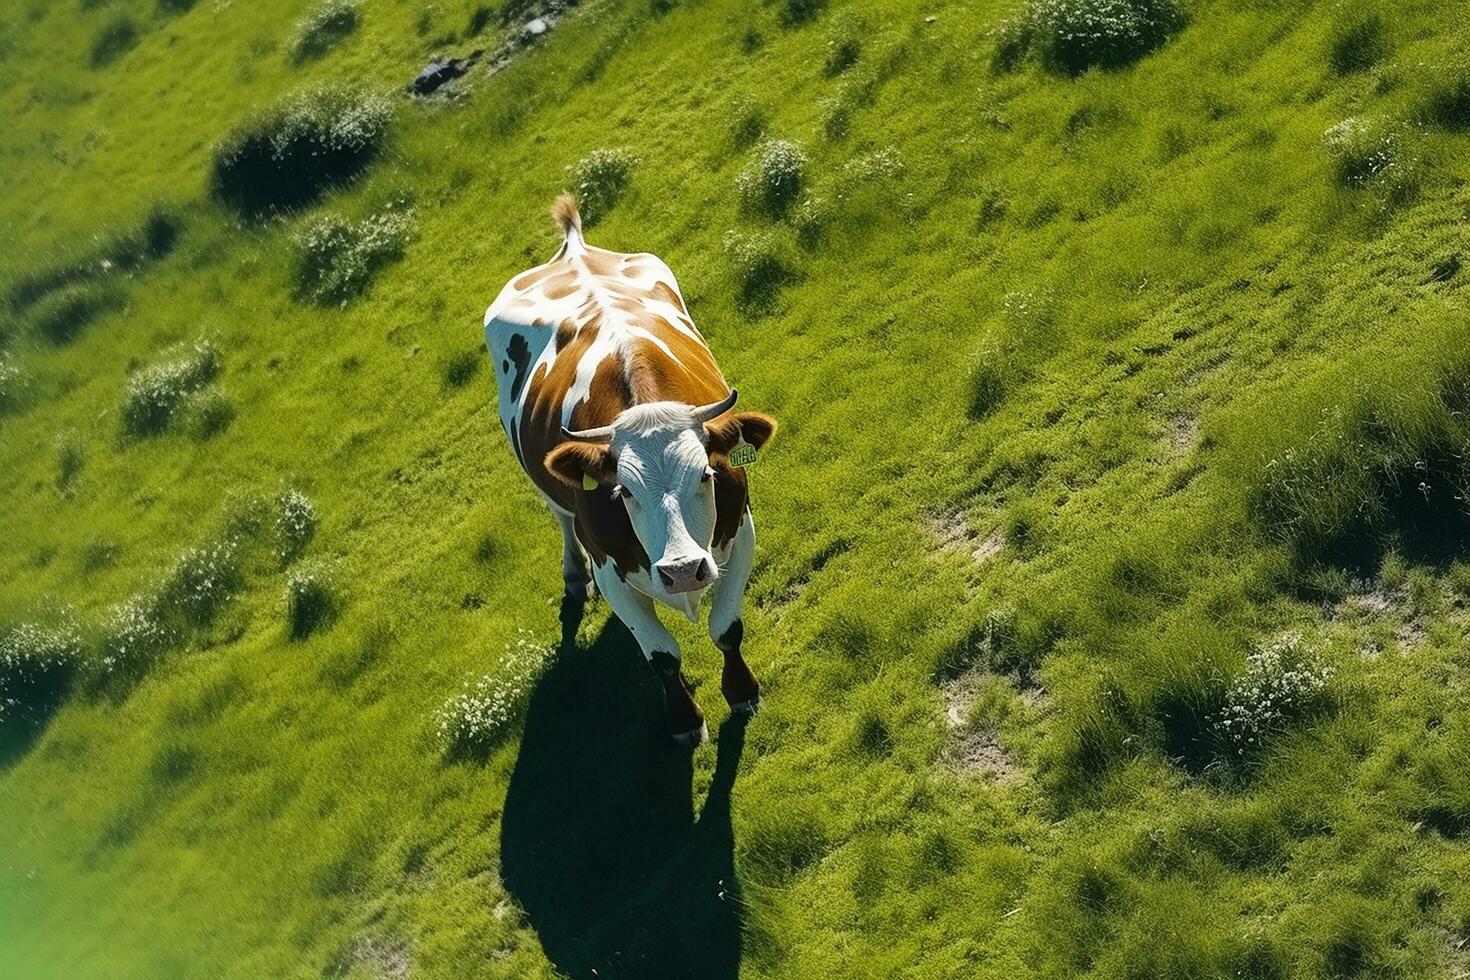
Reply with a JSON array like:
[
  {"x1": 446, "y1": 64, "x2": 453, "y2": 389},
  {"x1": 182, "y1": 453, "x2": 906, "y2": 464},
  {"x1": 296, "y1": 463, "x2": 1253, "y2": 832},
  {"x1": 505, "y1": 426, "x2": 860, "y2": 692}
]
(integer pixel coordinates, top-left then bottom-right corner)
[
  {"x1": 552, "y1": 508, "x2": 594, "y2": 601},
  {"x1": 592, "y1": 563, "x2": 706, "y2": 747},
  {"x1": 710, "y1": 510, "x2": 760, "y2": 715}
]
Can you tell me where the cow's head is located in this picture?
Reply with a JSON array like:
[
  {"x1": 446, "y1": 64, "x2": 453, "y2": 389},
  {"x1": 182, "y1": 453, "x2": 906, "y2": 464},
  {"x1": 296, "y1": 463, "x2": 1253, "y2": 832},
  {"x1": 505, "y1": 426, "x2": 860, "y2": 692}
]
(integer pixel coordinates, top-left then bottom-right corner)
[{"x1": 546, "y1": 390, "x2": 776, "y2": 607}]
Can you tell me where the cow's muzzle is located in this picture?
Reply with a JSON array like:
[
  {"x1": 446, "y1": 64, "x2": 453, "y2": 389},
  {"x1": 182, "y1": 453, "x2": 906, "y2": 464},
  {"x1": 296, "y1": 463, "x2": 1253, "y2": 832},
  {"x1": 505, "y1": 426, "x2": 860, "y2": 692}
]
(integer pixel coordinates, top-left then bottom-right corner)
[{"x1": 656, "y1": 556, "x2": 716, "y2": 594}]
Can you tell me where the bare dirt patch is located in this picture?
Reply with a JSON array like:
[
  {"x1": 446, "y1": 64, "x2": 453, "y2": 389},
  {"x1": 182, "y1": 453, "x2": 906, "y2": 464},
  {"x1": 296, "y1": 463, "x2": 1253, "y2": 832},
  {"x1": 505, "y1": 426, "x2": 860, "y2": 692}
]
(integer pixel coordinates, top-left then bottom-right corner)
[
  {"x1": 937, "y1": 671, "x2": 1023, "y2": 781},
  {"x1": 926, "y1": 507, "x2": 1005, "y2": 565}
]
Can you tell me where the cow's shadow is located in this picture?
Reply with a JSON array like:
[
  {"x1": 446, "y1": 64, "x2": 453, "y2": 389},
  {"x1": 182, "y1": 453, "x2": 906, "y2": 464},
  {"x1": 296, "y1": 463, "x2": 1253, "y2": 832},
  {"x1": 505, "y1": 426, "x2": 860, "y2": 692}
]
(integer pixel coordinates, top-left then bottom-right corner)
[{"x1": 501, "y1": 599, "x2": 745, "y2": 979}]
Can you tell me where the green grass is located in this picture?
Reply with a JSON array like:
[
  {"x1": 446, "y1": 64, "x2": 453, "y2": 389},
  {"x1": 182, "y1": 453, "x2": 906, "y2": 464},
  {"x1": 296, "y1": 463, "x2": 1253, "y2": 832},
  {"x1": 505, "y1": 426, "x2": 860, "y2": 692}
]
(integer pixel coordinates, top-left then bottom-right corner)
[{"x1": 6, "y1": 0, "x2": 1470, "y2": 976}]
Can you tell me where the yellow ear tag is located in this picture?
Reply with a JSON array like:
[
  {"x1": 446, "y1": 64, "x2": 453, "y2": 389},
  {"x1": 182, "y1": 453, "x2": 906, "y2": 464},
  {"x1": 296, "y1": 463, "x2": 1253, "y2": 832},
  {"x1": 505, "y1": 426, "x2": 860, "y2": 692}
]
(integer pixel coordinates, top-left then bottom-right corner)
[
  {"x1": 582, "y1": 473, "x2": 599, "y2": 491},
  {"x1": 729, "y1": 441, "x2": 758, "y2": 469}
]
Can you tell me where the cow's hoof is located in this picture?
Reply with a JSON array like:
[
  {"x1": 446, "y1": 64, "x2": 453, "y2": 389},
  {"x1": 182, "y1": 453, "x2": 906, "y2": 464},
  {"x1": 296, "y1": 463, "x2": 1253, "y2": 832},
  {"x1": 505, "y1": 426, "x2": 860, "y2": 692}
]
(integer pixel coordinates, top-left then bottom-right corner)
[
  {"x1": 726, "y1": 691, "x2": 761, "y2": 716},
  {"x1": 671, "y1": 721, "x2": 709, "y2": 748}
]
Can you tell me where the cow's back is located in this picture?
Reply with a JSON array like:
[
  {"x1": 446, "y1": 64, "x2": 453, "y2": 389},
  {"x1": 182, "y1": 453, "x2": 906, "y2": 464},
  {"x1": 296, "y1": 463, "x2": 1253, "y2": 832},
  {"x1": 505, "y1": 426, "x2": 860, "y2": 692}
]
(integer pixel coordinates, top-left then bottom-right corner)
[{"x1": 484, "y1": 244, "x2": 729, "y2": 511}]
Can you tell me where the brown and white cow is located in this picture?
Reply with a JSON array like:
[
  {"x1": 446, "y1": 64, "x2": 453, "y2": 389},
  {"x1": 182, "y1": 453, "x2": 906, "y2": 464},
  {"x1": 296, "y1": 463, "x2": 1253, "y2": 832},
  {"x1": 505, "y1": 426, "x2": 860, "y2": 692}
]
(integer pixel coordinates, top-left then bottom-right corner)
[{"x1": 483, "y1": 195, "x2": 777, "y2": 746}]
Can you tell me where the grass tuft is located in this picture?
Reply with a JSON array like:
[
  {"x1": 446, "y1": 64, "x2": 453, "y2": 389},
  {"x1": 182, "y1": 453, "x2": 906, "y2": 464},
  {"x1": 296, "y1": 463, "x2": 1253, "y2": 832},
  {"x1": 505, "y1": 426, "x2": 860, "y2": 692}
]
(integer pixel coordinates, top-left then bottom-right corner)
[
  {"x1": 90, "y1": 15, "x2": 139, "y2": 69},
  {"x1": 289, "y1": 0, "x2": 361, "y2": 64},
  {"x1": 565, "y1": 148, "x2": 638, "y2": 227},
  {"x1": 120, "y1": 339, "x2": 222, "y2": 438},
  {"x1": 737, "y1": 139, "x2": 808, "y2": 218},
  {"x1": 286, "y1": 562, "x2": 338, "y2": 639},
  {"x1": 292, "y1": 206, "x2": 413, "y2": 305},
  {"x1": 1328, "y1": 14, "x2": 1389, "y2": 76}
]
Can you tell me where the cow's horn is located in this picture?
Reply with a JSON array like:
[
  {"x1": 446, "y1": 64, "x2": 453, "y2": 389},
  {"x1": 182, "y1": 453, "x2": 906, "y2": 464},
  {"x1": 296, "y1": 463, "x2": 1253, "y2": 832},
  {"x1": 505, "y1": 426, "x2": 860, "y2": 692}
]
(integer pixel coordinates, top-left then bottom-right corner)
[
  {"x1": 691, "y1": 389, "x2": 738, "y2": 423},
  {"x1": 560, "y1": 423, "x2": 615, "y2": 441}
]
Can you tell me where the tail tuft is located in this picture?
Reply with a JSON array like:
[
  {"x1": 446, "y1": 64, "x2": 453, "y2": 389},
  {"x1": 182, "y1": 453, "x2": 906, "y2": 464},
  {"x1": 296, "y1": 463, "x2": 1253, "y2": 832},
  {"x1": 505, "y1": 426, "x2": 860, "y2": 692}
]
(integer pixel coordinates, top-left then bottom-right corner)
[{"x1": 551, "y1": 193, "x2": 582, "y2": 237}]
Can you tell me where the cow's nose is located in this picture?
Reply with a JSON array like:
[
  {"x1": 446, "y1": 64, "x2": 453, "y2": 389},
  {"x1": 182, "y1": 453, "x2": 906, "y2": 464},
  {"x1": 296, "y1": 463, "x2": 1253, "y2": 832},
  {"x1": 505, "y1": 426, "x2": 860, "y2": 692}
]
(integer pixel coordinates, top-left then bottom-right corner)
[{"x1": 655, "y1": 558, "x2": 714, "y2": 593}]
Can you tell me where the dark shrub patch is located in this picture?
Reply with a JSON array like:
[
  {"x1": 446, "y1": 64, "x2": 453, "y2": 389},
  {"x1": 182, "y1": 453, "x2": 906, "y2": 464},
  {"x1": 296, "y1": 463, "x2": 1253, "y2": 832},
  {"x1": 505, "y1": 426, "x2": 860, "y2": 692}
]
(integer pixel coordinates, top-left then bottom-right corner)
[
  {"x1": 723, "y1": 230, "x2": 794, "y2": 314},
  {"x1": 1423, "y1": 70, "x2": 1470, "y2": 130},
  {"x1": 466, "y1": 5, "x2": 493, "y2": 36},
  {"x1": 779, "y1": 0, "x2": 825, "y2": 29},
  {"x1": 1328, "y1": 15, "x2": 1388, "y2": 76},
  {"x1": 120, "y1": 340, "x2": 222, "y2": 438},
  {"x1": 287, "y1": 565, "x2": 338, "y2": 639},
  {"x1": 0, "y1": 621, "x2": 81, "y2": 767},
  {"x1": 158, "y1": 0, "x2": 198, "y2": 13},
  {"x1": 442, "y1": 348, "x2": 482, "y2": 388},
  {"x1": 289, "y1": 0, "x2": 361, "y2": 65},
  {"x1": 1000, "y1": 0, "x2": 1185, "y2": 76},
  {"x1": 212, "y1": 85, "x2": 393, "y2": 220},
  {"x1": 7, "y1": 205, "x2": 180, "y2": 313},
  {"x1": 30, "y1": 282, "x2": 123, "y2": 345},
  {"x1": 90, "y1": 16, "x2": 139, "y2": 68}
]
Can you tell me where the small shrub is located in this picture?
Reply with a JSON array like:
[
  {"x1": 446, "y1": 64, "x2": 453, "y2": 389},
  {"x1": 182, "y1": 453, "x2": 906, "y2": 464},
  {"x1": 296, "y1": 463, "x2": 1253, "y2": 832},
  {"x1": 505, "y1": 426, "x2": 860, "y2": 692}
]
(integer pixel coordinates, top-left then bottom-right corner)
[
  {"x1": 729, "y1": 95, "x2": 766, "y2": 149},
  {"x1": 120, "y1": 339, "x2": 222, "y2": 437},
  {"x1": 90, "y1": 15, "x2": 139, "y2": 68},
  {"x1": 0, "y1": 619, "x2": 82, "y2": 730},
  {"x1": 1328, "y1": 15, "x2": 1388, "y2": 76},
  {"x1": 999, "y1": 0, "x2": 1185, "y2": 76},
  {"x1": 820, "y1": 96, "x2": 851, "y2": 141},
  {"x1": 290, "y1": 0, "x2": 361, "y2": 64},
  {"x1": 565, "y1": 148, "x2": 638, "y2": 227},
  {"x1": 1422, "y1": 69, "x2": 1470, "y2": 130},
  {"x1": 823, "y1": 16, "x2": 861, "y2": 76},
  {"x1": 437, "y1": 629, "x2": 552, "y2": 756},
  {"x1": 792, "y1": 195, "x2": 830, "y2": 250},
  {"x1": 1213, "y1": 633, "x2": 1334, "y2": 757},
  {"x1": 442, "y1": 348, "x2": 482, "y2": 388},
  {"x1": 30, "y1": 282, "x2": 123, "y2": 345},
  {"x1": 55, "y1": 437, "x2": 83, "y2": 493},
  {"x1": 1323, "y1": 116, "x2": 1399, "y2": 187},
  {"x1": 186, "y1": 389, "x2": 235, "y2": 438},
  {"x1": 158, "y1": 0, "x2": 199, "y2": 13},
  {"x1": 466, "y1": 5, "x2": 493, "y2": 36},
  {"x1": 287, "y1": 563, "x2": 338, "y2": 639},
  {"x1": 779, "y1": 0, "x2": 825, "y2": 29},
  {"x1": 157, "y1": 536, "x2": 241, "y2": 628},
  {"x1": 293, "y1": 207, "x2": 414, "y2": 305},
  {"x1": 95, "y1": 596, "x2": 173, "y2": 681},
  {"x1": 212, "y1": 85, "x2": 393, "y2": 219},
  {"x1": 276, "y1": 489, "x2": 318, "y2": 564},
  {"x1": 723, "y1": 230, "x2": 793, "y2": 312},
  {"x1": 737, "y1": 139, "x2": 808, "y2": 218}
]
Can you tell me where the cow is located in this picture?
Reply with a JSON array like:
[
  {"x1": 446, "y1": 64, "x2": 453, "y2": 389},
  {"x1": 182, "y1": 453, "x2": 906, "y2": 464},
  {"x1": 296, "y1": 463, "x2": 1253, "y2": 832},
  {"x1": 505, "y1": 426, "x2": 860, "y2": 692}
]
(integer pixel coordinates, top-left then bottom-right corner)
[{"x1": 483, "y1": 195, "x2": 777, "y2": 746}]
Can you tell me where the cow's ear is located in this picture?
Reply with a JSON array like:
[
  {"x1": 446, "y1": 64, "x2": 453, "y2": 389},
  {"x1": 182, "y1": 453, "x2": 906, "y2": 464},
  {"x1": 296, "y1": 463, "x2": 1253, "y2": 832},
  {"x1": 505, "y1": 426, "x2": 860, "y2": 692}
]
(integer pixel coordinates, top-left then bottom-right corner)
[
  {"x1": 707, "y1": 412, "x2": 778, "y2": 455},
  {"x1": 545, "y1": 442, "x2": 615, "y2": 489},
  {"x1": 733, "y1": 411, "x2": 777, "y2": 450}
]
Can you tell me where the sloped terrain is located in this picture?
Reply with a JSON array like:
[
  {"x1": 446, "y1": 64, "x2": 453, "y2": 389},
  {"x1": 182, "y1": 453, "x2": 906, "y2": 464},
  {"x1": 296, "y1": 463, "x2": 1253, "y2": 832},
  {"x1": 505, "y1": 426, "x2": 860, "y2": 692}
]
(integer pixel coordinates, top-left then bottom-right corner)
[{"x1": 5, "y1": 0, "x2": 1470, "y2": 976}]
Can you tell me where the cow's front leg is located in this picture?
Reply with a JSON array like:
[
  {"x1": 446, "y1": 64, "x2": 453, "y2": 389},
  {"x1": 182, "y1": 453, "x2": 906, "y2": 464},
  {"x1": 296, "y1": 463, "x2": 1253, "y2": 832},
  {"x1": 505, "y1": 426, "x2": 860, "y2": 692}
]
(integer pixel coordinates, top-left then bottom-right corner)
[
  {"x1": 709, "y1": 510, "x2": 760, "y2": 715},
  {"x1": 552, "y1": 508, "x2": 594, "y2": 601},
  {"x1": 592, "y1": 562, "x2": 706, "y2": 747}
]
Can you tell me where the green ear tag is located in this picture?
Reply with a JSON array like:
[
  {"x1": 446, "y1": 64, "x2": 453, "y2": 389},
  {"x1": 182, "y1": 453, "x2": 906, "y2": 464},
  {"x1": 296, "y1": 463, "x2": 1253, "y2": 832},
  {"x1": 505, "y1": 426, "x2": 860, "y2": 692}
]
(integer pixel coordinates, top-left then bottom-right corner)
[
  {"x1": 729, "y1": 441, "x2": 758, "y2": 469},
  {"x1": 582, "y1": 473, "x2": 600, "y2": 491}
]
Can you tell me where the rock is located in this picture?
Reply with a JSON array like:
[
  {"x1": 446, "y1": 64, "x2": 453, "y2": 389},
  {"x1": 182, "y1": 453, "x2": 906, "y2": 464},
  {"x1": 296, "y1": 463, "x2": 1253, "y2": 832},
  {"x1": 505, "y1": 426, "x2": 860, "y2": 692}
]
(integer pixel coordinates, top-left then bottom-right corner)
[
  {"x1": 524, "y1": 17, "x2": 549, "y2": 36},
  {"x1": 410, "y1": 50, "x2": 485, "y2": 96}
]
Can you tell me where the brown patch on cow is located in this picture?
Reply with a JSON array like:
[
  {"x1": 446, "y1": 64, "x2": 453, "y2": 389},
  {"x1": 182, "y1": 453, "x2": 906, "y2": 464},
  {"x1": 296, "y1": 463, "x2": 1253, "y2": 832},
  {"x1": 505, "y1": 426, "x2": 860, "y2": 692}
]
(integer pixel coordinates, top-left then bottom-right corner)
[
  {"x1": 581, "y1": 248, "x2": 622, "y2": 277},
  {"x1": 650, "y1": 280, "x2": 687, "y2": 314},
  {"x1": 512, "y1": 266, "x2": 554, "y2": 292},
  {"x1": 554, "y1": 319, "x2": 576, "y2": 352}
]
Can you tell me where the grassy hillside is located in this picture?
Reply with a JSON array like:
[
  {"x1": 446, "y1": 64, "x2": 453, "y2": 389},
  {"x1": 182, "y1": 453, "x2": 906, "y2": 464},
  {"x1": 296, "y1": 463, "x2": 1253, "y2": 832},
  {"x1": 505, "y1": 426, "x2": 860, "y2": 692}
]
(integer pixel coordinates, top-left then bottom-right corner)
[{"x1": 5, "y1": 0, "x2": 1470, "y2": 975}]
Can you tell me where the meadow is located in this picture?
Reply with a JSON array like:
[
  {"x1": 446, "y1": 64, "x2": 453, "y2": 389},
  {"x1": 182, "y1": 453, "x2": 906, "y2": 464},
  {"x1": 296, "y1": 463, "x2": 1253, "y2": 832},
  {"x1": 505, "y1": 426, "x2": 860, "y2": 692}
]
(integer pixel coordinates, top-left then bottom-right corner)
[{"x1": 4, "y1": 0, "x2": 1470, "y2": 976}]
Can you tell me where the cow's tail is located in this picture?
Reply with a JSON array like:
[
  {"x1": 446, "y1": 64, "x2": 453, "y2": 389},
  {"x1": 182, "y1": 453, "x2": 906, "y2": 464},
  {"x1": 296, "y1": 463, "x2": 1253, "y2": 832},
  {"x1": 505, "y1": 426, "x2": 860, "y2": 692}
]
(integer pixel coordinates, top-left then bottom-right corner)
[{"x1": 551, "y1": 193, "x2": 585, "y2": 255}]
